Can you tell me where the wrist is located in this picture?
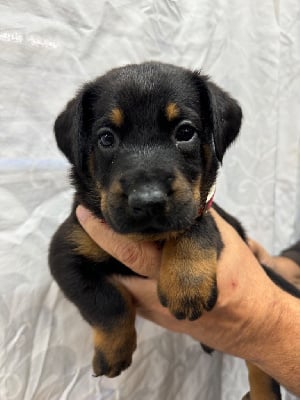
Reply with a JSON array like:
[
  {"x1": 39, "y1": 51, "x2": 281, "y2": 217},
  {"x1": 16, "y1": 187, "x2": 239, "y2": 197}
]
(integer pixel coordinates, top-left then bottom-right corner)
[
  {"x1": 238, "y1": 284, "x2": 284, "y2": 362},
  {"x1": 249, "y1": 287, "x2": 300, "y2": 395},
  {"x1": 212, "y1": 258, "x2": 281, "y2": 359}
]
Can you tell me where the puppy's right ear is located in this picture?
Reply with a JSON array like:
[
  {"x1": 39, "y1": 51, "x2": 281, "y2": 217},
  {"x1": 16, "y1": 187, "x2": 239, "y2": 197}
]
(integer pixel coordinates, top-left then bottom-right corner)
[{"x1": 54, "y1": 84, "x2": 95, "y2": 169}]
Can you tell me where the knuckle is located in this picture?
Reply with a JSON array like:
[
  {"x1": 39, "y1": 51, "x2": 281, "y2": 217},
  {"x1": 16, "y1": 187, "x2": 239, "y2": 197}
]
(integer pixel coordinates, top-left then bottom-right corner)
[{"x1": 117, "y1": 243, "x2": 140, "y2": 267}]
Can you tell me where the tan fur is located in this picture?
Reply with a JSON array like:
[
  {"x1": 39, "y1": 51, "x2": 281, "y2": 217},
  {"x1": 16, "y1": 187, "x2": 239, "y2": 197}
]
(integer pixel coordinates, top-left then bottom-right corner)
[
  {"x1": 68, "y1": 225, "x2": 109, "y2": 262},
  {"x1": 109, "y1": 179, "x2": 123, "y2": 196},
  {"x1": 172, "y1": 169, "x2": 202, "y2": 209},
  {"x1": 172, "y1": 169, "x2": 195, "y2": 199},
  {"x1": 100, "y1": 190, "x2": 108, "y2": 218},
  {"x1": 165, "y1": 102, "x2": 180, "y2": 121},
  {"x1": 110, "y1": 107, "x2": 124, "y2": 127},
  {"x1": 158, "y1": 235, "x2": 217, "y2": 319},
  {"x1": 100, "y1": 168, "x2": 202, "y2": 241},
  {"x1": 93, "y1": 278, "x2": 136, "y2": 377},
  {"x1": 100, "y1": 180, "x2": 123, "y2": 221},
  {"x1": 245, "y1": 362, "x2": 280, "y2": 400},
  {"x1": 191, "y1": 175, "x2": 201, "y2": 205}
]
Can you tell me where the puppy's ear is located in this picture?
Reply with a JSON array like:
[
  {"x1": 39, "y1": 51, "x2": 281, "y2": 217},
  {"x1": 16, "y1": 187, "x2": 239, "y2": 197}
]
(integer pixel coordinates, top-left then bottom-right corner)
[
  {"x1": 205, "y1": 80, "x2": 242, "y2": 162},
  {"x1": 54, "y1": 84, "x2": 95, "y2": 169}
]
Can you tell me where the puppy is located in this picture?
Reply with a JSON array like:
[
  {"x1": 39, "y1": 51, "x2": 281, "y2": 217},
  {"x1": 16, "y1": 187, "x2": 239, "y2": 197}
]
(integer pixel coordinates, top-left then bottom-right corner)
[{"x1": 49, "y1": 62, "x2": 296, "y2": 399}]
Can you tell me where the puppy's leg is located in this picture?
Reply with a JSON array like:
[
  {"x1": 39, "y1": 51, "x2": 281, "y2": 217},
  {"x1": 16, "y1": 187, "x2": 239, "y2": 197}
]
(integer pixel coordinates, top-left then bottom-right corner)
[
  {"x1": 242, "y1": 362, "x2": 281, "y2": 400},
  {"x1": 157, "y1": 213, "x2": 222, "y2": 320},
  {"x1": 49, "y1": 216, "x2": 137, "y2": 377},
  {"x1": 92, "y1": 278, "x2": 137, "y2": 377}
]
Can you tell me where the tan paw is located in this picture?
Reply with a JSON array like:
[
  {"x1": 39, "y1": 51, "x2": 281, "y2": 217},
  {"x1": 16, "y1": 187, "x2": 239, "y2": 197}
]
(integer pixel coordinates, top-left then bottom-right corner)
[
  {"x1": 92, "y1": 326, "x2": 137, "y2": 377},
  {"x1": 157, "y1": 271, "x2": 217, "y2": 320}
]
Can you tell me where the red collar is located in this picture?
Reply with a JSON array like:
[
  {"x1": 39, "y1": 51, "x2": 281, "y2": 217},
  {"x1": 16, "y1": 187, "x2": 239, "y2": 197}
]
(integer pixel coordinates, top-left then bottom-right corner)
[{"x1": 198, "y1": 183, "x2": 216, "y2": 215}]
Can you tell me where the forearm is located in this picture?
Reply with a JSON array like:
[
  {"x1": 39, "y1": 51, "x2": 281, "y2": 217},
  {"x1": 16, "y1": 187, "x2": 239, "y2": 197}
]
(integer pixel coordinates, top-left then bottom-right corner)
[
  {"x1": 202, "y1": 281, "x2": 300, "y2": 395},
  {"x1": 248, "y1": 288, "x2": 300, "y2": 395},
  {"x1": 124, "y1": 274, "x2": 300, "y2": 395},
  {"x1": 177, "y1": 252, "x2": 300, "y2": 395}
]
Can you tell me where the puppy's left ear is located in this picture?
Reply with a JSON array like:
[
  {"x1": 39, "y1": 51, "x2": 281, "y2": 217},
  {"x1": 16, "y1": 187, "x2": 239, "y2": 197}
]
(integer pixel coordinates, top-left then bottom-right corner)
[{"x1": 205, "y1": 80, "x2": 242, "y2": 163}]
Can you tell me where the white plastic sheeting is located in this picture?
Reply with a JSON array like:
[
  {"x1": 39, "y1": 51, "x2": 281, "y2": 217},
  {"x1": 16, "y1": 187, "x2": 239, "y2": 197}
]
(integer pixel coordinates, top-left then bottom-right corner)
[{"x1": 1, "y1": 1, "x2": 299, "y2": 399}]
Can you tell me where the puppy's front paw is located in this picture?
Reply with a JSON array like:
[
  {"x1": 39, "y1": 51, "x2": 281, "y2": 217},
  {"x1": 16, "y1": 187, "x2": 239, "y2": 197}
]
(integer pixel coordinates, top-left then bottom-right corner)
[
  {"x1": 157, "y1": 271, "x2": 217, "y2": 320},
  {"x1": 241, "y1": 393, "x2": 250, "y2": 400},
  {"x1": 93, "y1": 345, "x2": 134, "y2": 378},
  {"x1": 159, "y1": 233, "x2": 219, "y2": 320},
  {"x1": 92, "y1": 327, "x2": 137, "y2": 377}
]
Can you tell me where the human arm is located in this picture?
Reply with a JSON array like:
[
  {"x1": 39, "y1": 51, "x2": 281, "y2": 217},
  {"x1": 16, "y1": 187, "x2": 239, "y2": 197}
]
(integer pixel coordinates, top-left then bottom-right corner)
[{"x1": 76, "y1": 205, "x2": 300, "y2": 395}]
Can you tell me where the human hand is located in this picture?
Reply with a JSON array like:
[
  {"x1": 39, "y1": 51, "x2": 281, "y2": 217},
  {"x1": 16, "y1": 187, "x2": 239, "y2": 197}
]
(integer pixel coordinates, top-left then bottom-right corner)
[
  {"x1": 74, "y1": 205, "x2": 300, "y2": 395},
  {"x1": 248, "y1": 239, "x2": 300, "y2": 289},
  {"x1": 75, "y1": 205, "x2": 281, "y2": 359}
]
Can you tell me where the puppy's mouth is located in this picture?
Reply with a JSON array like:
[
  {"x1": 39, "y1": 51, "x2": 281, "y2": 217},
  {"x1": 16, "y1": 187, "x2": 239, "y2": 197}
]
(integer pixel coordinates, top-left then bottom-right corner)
[
  {"x1": 105, "y1": 215, "x2": 196, "y2": 238},
  {"x1": 102, "y1": 198, "x2": 198, "y2": 237}
]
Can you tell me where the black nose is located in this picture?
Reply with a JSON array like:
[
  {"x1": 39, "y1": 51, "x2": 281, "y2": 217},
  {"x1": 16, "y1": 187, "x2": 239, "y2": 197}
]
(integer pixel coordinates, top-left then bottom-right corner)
[{"x1": 128, "y1": 186, "x2": 167, "y2": 218}]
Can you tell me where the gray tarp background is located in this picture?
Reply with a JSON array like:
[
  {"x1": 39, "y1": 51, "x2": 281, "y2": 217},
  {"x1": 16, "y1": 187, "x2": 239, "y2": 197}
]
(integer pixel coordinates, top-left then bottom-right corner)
[{"x1": 1, "y1": 1, "x2": 299, "y2": 399}]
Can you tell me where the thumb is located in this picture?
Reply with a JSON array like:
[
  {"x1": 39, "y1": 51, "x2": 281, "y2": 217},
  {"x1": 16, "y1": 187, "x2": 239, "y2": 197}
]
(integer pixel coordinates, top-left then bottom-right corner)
[{"x1": 76, "y1": 205, "x2": 161, "y2": 278}]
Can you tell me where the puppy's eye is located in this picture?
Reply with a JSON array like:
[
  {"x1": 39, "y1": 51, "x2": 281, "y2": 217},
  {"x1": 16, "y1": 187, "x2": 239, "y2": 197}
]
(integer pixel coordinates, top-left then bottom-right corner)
[
  {"x1": 98, "y1": 129, "x2": 116, "y2": 148},
  {"x1": 174, "y1": 123, "x2": 197, "y2": 142}
]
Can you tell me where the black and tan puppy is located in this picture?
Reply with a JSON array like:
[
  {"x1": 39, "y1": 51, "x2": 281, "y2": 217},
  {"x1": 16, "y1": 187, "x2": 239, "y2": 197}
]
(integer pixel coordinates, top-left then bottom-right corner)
[{"x1": 49, "y1": 62, "x2": 298, "y2": 399}]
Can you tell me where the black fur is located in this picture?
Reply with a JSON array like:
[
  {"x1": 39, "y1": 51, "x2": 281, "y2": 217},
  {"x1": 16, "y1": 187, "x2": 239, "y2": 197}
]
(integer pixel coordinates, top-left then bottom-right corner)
[{"x1": 49, "y1": 62, "x2": 299, "y2": 393}]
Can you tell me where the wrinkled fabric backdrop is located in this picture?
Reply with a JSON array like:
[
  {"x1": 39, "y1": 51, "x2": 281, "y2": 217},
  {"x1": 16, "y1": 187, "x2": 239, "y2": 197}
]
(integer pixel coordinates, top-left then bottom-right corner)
[{"x1": 0, "y1": 0, "x2": 299, "y2": 399}]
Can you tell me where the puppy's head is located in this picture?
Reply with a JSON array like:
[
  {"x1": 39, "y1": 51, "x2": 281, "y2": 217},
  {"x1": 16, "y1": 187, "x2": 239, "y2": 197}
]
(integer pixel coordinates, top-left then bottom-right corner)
[{"x1": 55, "y1": 62, "x2": 242, "y2": 236}]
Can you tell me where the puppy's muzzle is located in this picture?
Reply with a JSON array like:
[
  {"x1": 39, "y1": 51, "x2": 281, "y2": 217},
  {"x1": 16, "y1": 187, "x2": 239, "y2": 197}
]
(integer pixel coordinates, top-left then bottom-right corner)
[
  {"x1": 107, "y1": 165, "x2": 196, "y2": 234},
  {"x1": 128, "y1": 183, "x2": 168, "y2": 219}
]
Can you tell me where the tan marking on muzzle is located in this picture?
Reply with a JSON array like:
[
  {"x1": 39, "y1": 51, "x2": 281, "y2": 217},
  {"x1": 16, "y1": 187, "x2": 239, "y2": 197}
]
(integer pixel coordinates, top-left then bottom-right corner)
[
  {"x1": 172, "y1": 169, "x2": 201, "y2": 207},
  {"x1": 101, "y1": 180, "x2": 123, "y2": 217}
]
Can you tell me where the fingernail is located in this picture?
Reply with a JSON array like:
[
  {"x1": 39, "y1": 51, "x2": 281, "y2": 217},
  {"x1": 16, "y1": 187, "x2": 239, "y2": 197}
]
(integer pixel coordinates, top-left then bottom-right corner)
[{"x1": 76, "y1": 205, "x2": 91, "y2": 223}]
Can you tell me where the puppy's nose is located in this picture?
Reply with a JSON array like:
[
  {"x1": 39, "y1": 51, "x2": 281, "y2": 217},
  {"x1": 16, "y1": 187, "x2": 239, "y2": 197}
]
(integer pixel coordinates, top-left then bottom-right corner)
[{"x1": 128, "y1": 186, "x2": 167, "y2": 218}]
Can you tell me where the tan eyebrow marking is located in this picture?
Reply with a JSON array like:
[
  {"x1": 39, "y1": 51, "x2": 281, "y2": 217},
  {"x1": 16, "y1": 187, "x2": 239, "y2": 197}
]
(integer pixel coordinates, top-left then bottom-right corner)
[
  {"x1": 165, "y1": 102, "x2": 180, "y2": 121},
  {"x1": 110, "y1": 108, "x2": 124, "y2": 127}
]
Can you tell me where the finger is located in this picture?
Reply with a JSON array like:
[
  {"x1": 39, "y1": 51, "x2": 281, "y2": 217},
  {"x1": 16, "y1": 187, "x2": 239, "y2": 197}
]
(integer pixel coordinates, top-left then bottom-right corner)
[
  {"x1": 210, "y1": 210, "x2": 273, "y2": 271},
  {"x1": 120, "y1": 277, "x2": 159, "y2": 308},
  {"x1": 76, "y1": 205, "x2": 161, "y2": 278},
  {"x1": 248, "y1": 239, "x2": 264, "y2": 257},
  {"x1": 248, "y1": 239, "x2": 272, "y2": 265}
]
